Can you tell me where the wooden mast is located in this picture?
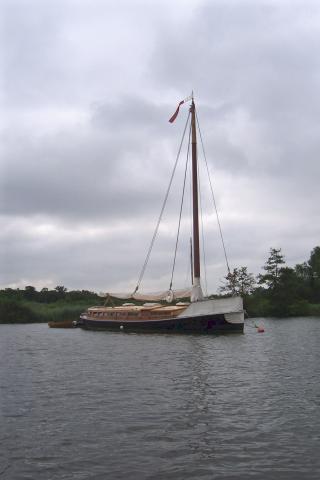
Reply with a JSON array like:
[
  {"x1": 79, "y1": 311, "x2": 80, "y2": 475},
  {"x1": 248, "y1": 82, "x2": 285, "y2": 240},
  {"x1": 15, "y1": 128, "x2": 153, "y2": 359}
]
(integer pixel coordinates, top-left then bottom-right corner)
[{"x1": 190, "y1": 98, "x2": 203, "y2": 301}]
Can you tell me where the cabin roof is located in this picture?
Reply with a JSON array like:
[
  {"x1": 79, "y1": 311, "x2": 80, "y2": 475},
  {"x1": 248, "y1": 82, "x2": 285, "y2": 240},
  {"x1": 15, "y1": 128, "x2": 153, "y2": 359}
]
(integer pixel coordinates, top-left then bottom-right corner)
[{"x1": 88, "y1": 304, "x2": 188, "y2": 313}]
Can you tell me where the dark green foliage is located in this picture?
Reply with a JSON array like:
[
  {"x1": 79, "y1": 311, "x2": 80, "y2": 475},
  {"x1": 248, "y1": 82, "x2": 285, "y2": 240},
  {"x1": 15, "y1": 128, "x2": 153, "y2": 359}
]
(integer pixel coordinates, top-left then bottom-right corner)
[
  {"x1": 0, "y1": 286, "x2": 104, "y2": 324},
  {"x1": 231, "y1": 246, "x2": 320, "y2": 318},
  {"x1": 266, "y1": 267, "x2": 303, "y2": 316},
  {"x1": 0, "y1": 298, "x2": 103, "y2": 324},
  {"x1": 244, "y1": 289, "x2": 272, "y2": 317},
  {"x1": 257, "y1": 248, "x2": 285, "y2": 290},
  {"x1": 308, "y1": 247, "x2": 320, "y2": 302},
  {"x1": 0, "y1": 286, "x2": 101, "y2": 304},
  {"x1": 0, "y1": 299, "x2": 34, "y2": 323},
  {"x1": 309, "y1": 246, "x2": 320, "y2": 275},
  {"x1": 287, "y1": 300, "x2": 310, "y2": 317},
  {"x1": 308, "y1": 304, "x2": 320, "y2": 316},
  {"x1": 24, "y1": 285, "x2": 37, "y2": 301}
]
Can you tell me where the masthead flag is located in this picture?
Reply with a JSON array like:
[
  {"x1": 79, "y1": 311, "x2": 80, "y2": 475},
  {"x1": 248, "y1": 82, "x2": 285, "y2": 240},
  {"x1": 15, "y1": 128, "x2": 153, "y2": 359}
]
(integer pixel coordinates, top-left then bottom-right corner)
[
  {"x1": 169, "y1": 100, "x2": 185, "y2": 123},
  {"x1": 168, "y1": 94, "x2": 193, "y2": 123}
]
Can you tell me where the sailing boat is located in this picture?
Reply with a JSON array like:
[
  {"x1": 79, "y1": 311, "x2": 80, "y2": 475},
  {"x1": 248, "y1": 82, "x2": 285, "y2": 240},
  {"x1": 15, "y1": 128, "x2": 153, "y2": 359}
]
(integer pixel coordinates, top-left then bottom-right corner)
[{"x1": 79, "y1": 96, "x2": 244, "y2": 333}]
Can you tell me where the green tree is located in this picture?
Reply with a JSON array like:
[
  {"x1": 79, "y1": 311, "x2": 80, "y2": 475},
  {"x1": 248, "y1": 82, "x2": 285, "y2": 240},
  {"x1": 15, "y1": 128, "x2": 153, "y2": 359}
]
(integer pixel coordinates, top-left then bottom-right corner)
[
  {"x1": 258, "y1": 248, "x2": 285, "y2": 290},
  {"x1": 219, "y1": 267, "x2": 256, "y2": 297},
  {"x1": 308, "y1": 246, "x2": 320, "y2": 301},
  {"x1": 294, "y1": 261, "x2": 313, "y2": 300},
  {"x1": 54, "y1": 286, "x2": 67, "y2": 299},
  {"x1": 55, "y1": 286, "x2": 67, "y2": 294},
  {"x1": 24, "y1": 285, "x2": 37, "y2": 300},
  {"x1": 308, "y1": 246, "x2": 320, "y2": 275},
  {"x1": 269, "y1": 267, "x2": 307, "y2": 316},
  {"x1": 295, "y1": 261, "x2": 311, "y2": 281}
]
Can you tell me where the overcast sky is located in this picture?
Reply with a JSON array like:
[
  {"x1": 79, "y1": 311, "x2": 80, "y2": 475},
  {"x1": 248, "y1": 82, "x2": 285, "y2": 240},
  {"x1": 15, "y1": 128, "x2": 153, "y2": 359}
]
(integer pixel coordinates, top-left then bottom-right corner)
[{"x1": 1, "y1": 0, "x2": 320, "y2": 294}]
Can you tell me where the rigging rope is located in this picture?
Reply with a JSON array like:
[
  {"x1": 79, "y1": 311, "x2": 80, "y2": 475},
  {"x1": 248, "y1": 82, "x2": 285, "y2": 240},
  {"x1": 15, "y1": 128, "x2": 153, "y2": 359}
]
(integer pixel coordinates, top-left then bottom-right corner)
[
  {"x1": 195, "y1": 109, "x2": 231, "y2": 275},
  {"x1": 133, "y1": 111, "x2": 191, "y2": 294},
  {"x1": 169, "y1": 119, "x2": 192, "y2": 290}
]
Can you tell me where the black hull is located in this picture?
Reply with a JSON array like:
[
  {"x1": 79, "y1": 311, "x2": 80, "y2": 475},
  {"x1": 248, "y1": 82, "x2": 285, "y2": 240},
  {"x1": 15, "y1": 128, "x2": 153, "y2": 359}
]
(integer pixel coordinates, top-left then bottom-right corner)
[{"x1": 80, "y1": 313, "x2": 243, "y2": 334}]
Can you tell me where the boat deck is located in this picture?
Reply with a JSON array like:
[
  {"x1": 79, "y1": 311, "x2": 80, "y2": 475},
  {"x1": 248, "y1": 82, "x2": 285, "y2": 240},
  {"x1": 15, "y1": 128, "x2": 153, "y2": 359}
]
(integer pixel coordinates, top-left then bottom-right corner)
[{"x1": 83, "y1": 303, "x2": 189, "y2": 322}]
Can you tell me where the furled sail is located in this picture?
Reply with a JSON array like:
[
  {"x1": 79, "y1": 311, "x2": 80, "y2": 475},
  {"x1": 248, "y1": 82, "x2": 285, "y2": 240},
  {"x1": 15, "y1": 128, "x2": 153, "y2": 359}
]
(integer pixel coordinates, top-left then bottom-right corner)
[{"x1": 99, "y1": 288, "x2": 192, "y2": 302}]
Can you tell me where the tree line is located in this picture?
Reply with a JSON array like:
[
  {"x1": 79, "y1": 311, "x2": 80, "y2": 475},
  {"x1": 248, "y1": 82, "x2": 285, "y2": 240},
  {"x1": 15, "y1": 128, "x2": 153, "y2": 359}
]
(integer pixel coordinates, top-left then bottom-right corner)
[
  {"x1": 219, "y1": 246, "x2": 320, "y2": 317},
  {"x1": 1, "y1": 246, "x2": 319, "y2": 322},
  {"x1": 0, "y1": 286, "x2": 101, "y2": 304}
]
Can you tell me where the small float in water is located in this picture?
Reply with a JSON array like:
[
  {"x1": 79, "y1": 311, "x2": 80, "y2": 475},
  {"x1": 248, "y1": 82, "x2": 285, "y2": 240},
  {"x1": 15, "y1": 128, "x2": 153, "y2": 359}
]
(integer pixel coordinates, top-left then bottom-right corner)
[{"x1": 254, "y1": 322, "x2": 265, "y2": 333}]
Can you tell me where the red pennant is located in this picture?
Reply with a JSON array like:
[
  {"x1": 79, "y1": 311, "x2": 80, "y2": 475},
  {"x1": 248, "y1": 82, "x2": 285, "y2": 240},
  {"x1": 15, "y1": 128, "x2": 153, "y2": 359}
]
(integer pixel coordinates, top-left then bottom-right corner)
[{"x1": 169, "y1": 100, "x2": 185, "y2": 123}]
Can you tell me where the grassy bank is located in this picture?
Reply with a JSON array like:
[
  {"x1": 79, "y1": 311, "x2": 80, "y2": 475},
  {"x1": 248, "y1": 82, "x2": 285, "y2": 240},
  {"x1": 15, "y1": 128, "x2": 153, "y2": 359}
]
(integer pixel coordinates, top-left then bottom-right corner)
[
  {"x1": 244, "y1": 295, "x2": 320, "y2": 318},
  {"x1": 0, "y1": 299, "x2": 102, "y2": 324}
]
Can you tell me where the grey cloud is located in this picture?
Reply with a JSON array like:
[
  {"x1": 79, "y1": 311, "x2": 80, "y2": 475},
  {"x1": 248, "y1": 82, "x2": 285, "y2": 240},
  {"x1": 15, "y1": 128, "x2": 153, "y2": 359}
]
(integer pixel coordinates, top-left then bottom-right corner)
[
  {"x1": 1, "y1": 0, "x2": 320, "y2": 292},
  {"x1": 2, "y1": 97, "x2": 181, "y2": 221},
  {"x1": 151, "y1": 1, "x2": 320, "y2": 174},
  {"x1": 3, "y1": 0, "x2": 69, "y2": 107}
]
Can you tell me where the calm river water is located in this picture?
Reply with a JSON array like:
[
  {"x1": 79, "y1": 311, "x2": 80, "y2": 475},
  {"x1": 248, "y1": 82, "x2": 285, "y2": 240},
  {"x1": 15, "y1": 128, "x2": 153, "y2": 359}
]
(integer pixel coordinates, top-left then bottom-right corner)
[{"x1": 0, "y1": 318, "x2": 319, "y2": 479}]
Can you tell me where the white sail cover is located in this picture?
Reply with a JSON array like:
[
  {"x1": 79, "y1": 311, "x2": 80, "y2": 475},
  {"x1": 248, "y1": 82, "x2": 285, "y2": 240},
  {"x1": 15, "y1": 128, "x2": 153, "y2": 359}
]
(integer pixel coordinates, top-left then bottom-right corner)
[
  {"x1": 99, "y1": 288, "x2": 192, "y2": 302},
  {"x1": 180, "y1": 296, "x2": 243, "y2": 317}
]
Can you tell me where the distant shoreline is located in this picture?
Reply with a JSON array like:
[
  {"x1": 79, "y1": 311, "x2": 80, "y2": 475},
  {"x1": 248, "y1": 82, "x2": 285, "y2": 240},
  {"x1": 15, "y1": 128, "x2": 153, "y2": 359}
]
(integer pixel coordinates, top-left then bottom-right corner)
[{"x1": 0, "y1": 296, "x2": 319, "y2": 325}]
